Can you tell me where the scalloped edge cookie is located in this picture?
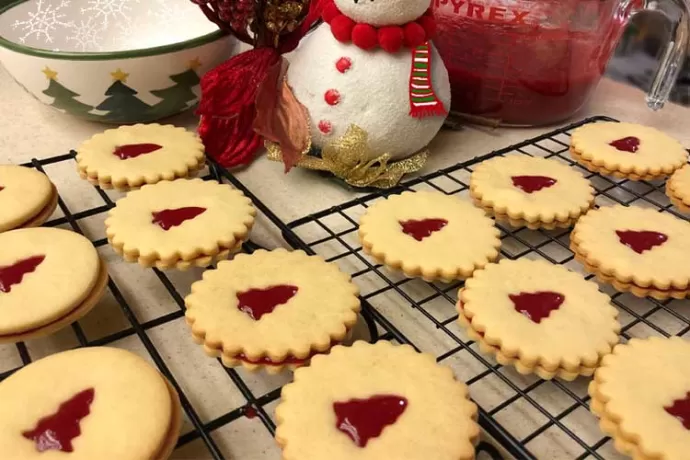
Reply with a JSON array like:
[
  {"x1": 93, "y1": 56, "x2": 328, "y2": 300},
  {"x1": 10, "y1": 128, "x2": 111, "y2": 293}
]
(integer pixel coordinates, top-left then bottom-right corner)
[
  {"x1": 0, "y1": 166, "x2": 58, "y2": 233},
  {"x1": 458, "y1": 260, "x2": 620, "y2": 374},
  {"x1": 570, "y1": 122, "x2": 687, "y2": 180},
  {"x1": 666, "y1": 164, "x2": 690, "y2": 212},
  {"x1": 76, "y1": 124, "x2": 205, "y2": 190},
  {"x1": 185, "y1": 249, "x2": 361, "y2": 373},
  {"x1": 570, "y1": 205, "x2": 690, "y2": 292},
  {"x1": 105, "y1": 179, "x2": 256, "y2": 270},
  {"x1": 359, "y1": 191, "x2": 501, "y2": 282},
  {"x1": 588, "y1": 337, "x2": 690, "y2": 460},
  {"x1": 470, "y1": 155, "x2": 595, "y2": 228},
  {"x1": 275, "y1": 341, "x2": 480, "y2": 460}
]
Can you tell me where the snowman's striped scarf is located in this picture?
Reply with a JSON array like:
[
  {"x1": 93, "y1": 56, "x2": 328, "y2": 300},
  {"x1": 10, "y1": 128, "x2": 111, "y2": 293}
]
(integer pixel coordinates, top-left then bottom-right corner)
[{"x1": 409, "y1": 42, "x2": 447, "y2": 118}]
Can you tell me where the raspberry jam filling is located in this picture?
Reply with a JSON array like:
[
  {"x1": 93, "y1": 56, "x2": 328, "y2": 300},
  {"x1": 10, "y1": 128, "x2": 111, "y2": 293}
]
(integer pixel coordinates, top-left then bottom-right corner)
[
  {"x1": 334, "y1": 395, "x2": 408, "y2": 447},
  {"x1": 0, "y1": 255, "x2": 45, "y2": 293},
  {"x1": 665, "y1": 392, "x2": 690, "y2": 430},
  {"x1": 511, "y1": 175, "x2": 557, "y2": 193},
  {"x1": 112, "y1": 143, "x2": 162, "y2": 159},
  {"x1": 616, "y1": 230, "x2": 668, "y2": 254},
  {"x1": 399, "y1": 218, "x2": 448, "y2": 241},
  {"x1": 22, "y1": 388, "x2": 95, "y2": 452},
  {"x1": 609, "y1": 136, "x2": 640, "y2": 153},
  {"x1": 236, "y1": 285, "x2": 299, "y2": 321},
  {"x1": 151, "y1": 207, "x2": 207, "y2": 231},
  {"x1": 509, "y1": 291, "x2": 564, "y2": 323}
]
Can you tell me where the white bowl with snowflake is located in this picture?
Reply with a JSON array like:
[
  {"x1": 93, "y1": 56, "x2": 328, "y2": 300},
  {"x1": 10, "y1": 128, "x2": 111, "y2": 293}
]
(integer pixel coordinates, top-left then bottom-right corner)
[{"x1": 0, "y1": 0, "x2": 235, "y2": 123}]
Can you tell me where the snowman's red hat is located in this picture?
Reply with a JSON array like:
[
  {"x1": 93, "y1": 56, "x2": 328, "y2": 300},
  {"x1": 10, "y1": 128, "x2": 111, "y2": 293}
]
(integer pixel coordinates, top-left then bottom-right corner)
[{"x1": 322, "y1": 0, "x2": 436, "y2": 53}]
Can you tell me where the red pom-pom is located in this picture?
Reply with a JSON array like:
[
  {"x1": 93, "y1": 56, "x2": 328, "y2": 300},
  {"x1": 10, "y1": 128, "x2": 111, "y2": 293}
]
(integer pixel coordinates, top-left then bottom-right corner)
[
  {"x1": 378, "y1": 27, "x2": 404, "y2": 53},
  {"x1": 418, "y1": 15, "x2": 436, "y2": 39},
  {"x1": 322, "y1": 3, "x2": 340, "y2": 23},
  {"x1": 331, "y1": 15, "x2": 355, "y2": 42},
  {"x1": 403, "y1": 22, "x2": 427, "y2": 48},
  {"x1": 351, "y1": 24, "x2": 378, "y2": 50}
]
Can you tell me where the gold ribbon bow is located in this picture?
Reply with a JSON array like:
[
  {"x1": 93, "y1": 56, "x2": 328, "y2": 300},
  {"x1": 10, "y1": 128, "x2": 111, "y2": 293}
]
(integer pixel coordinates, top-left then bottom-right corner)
[{"x1": 266, "y1": 125, "x2": 428, "y2": 189}]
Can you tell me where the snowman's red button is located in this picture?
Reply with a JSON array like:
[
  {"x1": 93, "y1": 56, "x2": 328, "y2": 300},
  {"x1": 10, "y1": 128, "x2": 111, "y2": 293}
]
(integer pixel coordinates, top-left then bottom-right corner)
[
  {"x1": 325, "y1": 89, "x2": 341, "y2": 106},
  {"x1": 336, "y1": 57, "x2": 352, "y2": 73},
  {"x1": 318, "y1": 120, "x2": 333, "y2": 135}
]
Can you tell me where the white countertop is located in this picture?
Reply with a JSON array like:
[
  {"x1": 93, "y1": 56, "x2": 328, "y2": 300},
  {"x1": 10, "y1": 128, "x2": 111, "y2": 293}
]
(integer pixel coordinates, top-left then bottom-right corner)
[{"x1": 1, "y1": 64, "x2": 688, "y2": 460}]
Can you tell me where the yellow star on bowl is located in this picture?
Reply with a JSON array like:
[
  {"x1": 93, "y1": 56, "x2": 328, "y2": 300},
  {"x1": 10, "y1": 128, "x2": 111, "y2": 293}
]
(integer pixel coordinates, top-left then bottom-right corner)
[
  {"x1": 42, "y1": 67, "x2": 58, "y2": 80},
  {"x1": 110, "y1": 68, "x2": 129, "y2": 82},
  {"x1": 188, "y1": 57, "x2": 202, "y2": 70}
]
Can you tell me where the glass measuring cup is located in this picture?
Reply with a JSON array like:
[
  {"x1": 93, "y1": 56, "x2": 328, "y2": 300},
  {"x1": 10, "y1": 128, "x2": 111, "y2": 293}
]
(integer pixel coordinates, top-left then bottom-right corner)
[{"x1": 433, "y1": 0, "x2": 690, "y2": 126}]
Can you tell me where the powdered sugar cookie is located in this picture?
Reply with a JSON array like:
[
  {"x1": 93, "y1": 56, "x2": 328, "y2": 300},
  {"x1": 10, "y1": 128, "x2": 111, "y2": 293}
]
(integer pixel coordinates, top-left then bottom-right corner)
[
  {"x1": 0, "y1": 228, "x2": 107, "y2": 343},
  {"x1": 570, "y1": 122, "x2": 687, "y2": 179},
  {"x1": 470, "y1": 155, "x2": 594, "y2": 228},
  {"x1": 0, "y1": 165, "x2": 57, "y2": 232},
  {"x1": 666, "y1": 164, "x2": 690, "y2": 212},
  {"x1": 275, "y1": 341, "x2": 479, "y2": 460},
  {"x1": 0, "y1": 347, "x2": 181, "y2": 460},
  {"x1": 76, "y1": 124, "x2": 205, "y2": 190},
  {"x1": 185, "y1": 249, "x2": 360, "y2": 374},
  {"x1": 589, "y1": 337, "x2": 690, "y2": 460},
  {"x1": 105, "y1": 179, "x2": 255, "y2": 270},
  {"x1": 571, "y1": 205, "x2": 690, "y2": 298},
  {"x1": 359, "y1": 191, "x2": 501, "y2": 281},
  {"x1": 458, "y1": 259, "x2": 620, "y2": 379}
]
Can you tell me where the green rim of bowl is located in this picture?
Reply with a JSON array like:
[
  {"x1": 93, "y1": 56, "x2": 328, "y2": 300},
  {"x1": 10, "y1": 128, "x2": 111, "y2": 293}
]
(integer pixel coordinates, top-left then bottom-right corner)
[{"x1": 0, "y1": 0, "x2": 228, "y2": 60}]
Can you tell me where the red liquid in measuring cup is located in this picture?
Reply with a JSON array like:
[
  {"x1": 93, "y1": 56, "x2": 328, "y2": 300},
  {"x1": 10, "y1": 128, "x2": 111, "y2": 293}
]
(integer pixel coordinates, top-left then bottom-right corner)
[{"x1": 433, "y1": 1, "x2": 622, "y2": 125}]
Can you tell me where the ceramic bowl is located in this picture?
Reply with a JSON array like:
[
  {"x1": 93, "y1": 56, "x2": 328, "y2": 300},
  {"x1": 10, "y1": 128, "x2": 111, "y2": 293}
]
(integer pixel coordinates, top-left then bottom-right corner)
[{"x1": 0, "y1": 0, "x2": 236, "y2": 123}]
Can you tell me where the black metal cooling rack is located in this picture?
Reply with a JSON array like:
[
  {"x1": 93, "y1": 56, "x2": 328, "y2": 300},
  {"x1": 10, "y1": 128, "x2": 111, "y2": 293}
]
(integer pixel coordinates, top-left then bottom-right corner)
[
  {"x1": 285, "y1": 115, "x2": 690, "y2": 460},
  {"x1": 0, "y1": 151, "x2": 502, "y2": 459}
]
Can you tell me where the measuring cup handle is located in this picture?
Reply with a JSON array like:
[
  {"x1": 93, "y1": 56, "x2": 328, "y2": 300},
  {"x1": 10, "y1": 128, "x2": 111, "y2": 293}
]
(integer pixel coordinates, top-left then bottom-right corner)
[{"x1": 631, "y1": 0, "x2": 690, "y2": 109}]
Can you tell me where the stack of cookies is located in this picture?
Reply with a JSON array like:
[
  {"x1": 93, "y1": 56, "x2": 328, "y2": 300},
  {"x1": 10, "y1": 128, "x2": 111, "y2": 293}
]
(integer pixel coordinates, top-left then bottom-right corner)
[
  {"x1": 589, "y1": 337, "x2": 690, "y2": 459},
  {"x1": 666, "y1": 165, "x2": 690, "y2": 212}
]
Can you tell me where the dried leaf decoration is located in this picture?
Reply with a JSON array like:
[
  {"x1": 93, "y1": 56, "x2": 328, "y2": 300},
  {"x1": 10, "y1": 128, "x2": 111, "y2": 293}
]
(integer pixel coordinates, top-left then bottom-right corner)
[
  {"x1": 253, "y1": 58, "x2": 311, "y2": 172},
  {"x1": 267, "y1": 125, "x2": 428, "y2": 189}
]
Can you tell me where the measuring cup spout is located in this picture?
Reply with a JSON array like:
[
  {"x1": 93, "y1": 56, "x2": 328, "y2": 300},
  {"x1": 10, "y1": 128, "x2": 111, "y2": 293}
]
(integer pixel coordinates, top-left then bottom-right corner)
[{"x1": 640, "y1": 0, "x2": 690, "y2": 110}]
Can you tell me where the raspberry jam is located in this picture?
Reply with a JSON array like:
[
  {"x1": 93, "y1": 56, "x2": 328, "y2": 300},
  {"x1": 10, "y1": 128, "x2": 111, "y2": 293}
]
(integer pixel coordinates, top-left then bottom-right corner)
[
  {"x1": 665, "y1": 392, "x2": 690, "y2": 430},
  {"x1": 0, "y1": 255, "x2": 45, "y2": 293},
  {"x1": 399, "y1": 218, "x2": 448, "y2": 241},
  {"x1": 511, "y1": 175, "x2": 557, "y2": 193},
  {"x1": 113, "y1": 143, "x2": 162, "y2": 159},
  {"x1": 616, "y1": 230, "x2": 668, "y2": 254},
  {"x1": 22, "y1": 388, "x2": 95, "y2": 452},
  {"x1": 151, "y1": 207, "x2": 206, "y2": 230},
  {"x1": 509, "y1": 291, "x2": 564, "y2": 323},
  {"x1": 236, "y1": 285, "x2": 299, "y2": 320},
  {"x1": 432, "y1": 0, "x2": 629, "y2": 125},
  {"x1": 333, "y1": 395, "x2": 408, "y2": 447},
  {"x1": 609, "y1": 136, "x2": 640, "y2": 152}
]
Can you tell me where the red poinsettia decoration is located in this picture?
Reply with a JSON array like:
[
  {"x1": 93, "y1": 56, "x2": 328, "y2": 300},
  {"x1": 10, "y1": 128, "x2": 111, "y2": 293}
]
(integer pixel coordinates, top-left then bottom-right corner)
[{"x1": 191, "y1": 0, "x2": 322, "y2": 168}]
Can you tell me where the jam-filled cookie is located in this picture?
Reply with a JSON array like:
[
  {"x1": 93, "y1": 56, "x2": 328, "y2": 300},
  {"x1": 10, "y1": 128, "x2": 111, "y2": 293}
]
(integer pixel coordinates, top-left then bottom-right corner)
[
  {"x1": 359, "y1": 191, "x2": 501, "y2": 281},
  {"x1": 570, "y1": 122, "x2": 687, "y2": 180},
  {"x1": 0, "y1": 347, "x2": 181, "y2": 460},
  {"x1": 185, "y1": 249, "x2": 361, "y2": 374},
  {"x1": 0, "y1": 165, "x2": 57, "y2": 232},
  {"x1": 470, "y1": 154, "x2": 595, "y2": 229},
  {"x1": 76, "y1": 124, "x2": 205, "y2": 190},
  {"x1": 458, "y1": 259, "x2": 620, "y2": 381},
  {"x1": 571, "y1": 205, "x2": 690, "y2": 299},
  {"x1": 666, "y1": 164, "x2": 690, "y2": 212},
  {"x1": 589, "y1": 337, "x2": 690, "y2": 460},
  {"x1": 0, "y1": 228, "x2": 107, "y2": 344},
  {"x1": 275, "y1": 341, "x2": 479, "y2": 460},
  {"x1": 105, "y1": 178, "x2": 256, "y2": 270}
]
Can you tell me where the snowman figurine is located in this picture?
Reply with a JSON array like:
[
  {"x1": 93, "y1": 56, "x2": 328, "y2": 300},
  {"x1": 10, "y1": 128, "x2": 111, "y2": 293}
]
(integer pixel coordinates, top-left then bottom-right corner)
[{"x1": 286, "y1": 0, "x2": 451, "y2": 161}]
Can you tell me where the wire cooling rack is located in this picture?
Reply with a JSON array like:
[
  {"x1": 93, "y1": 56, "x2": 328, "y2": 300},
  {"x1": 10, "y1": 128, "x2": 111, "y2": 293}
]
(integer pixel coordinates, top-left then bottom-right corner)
[
  {"x1": 0, "y1": 151, "x2": 501, "y2": 458},
  {"x1": 284, "y1": 115, "x2": 690, "y2": 460}
]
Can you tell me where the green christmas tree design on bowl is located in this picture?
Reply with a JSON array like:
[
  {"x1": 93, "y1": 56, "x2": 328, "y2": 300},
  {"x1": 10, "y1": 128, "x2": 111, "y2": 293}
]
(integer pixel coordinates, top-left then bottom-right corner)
[{"x1": 0, "y1": 0, "x2": 235, "y2": 123}]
